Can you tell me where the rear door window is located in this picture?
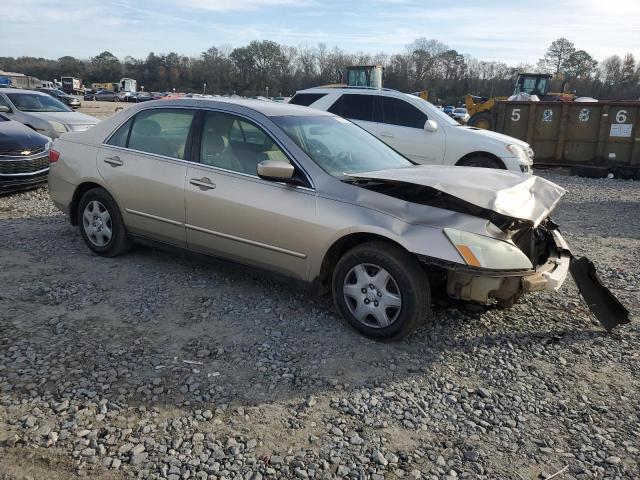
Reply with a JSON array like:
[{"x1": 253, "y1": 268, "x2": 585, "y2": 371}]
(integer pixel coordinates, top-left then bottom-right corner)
[
  {"x1": 127, "y1": 109, "x2": 196, "y2": 159},
  {"x1": 381, "y1": 97, "x2": 427, "y2": 129},
  {"x1": 289, "y1": 93, "x2": 327, "y2": 107},
  {"x1": 328, "y1": 94, "x2": 379, "y2": 123}
]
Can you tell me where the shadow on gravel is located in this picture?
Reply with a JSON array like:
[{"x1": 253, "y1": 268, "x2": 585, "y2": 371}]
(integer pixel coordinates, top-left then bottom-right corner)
[{"x1": 0, "y1": 215, "x2": 628, "y2": 413}]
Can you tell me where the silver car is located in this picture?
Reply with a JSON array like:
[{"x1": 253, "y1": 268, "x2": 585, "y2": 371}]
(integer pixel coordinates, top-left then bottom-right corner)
[
  {"x1": 48, "y1": 99, "x2": 628, "y2": 339},
  {"x1": 0, "y1": 89, "x2": 98, "y2": 139}
]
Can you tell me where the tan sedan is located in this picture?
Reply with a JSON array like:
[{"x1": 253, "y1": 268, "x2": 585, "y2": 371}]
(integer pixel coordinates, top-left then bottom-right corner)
[{"x1": 48, "y1": 99, "x2": 628, "y2": 339}]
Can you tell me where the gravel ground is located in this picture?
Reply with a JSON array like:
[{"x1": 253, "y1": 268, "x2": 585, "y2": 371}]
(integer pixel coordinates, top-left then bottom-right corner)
[{"x1": 0, "y1": 173, "x2": 638, "y2": 480}]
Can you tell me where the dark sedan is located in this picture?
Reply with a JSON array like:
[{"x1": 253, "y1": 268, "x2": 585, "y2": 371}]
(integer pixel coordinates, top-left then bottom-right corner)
[
  {"x1": 133, "y1": 91, "x2": 152, "y2": 102},
  {"x1": 38, "y1": 88, "x2": 81, "y2": 109},
  {"x1": 0, "y1": 114, "x2": 51, "y2": 193},
  {"x1": 84, "y1": 90, "x2": 119, "y2": 102}
]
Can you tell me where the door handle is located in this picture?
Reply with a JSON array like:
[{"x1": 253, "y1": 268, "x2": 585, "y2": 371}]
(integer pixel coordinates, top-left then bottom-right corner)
[
  {"x1": 103, "y1": 156, "x2": 123, "y2": 167},
  {"x1": 380, "y1": 132, "x2": 394, "y2": 138},
  {"x1": 190, "y1": 177, "x2": 216, "y2": 190}
]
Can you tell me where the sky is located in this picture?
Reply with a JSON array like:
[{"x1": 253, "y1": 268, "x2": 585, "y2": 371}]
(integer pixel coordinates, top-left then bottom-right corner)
[{"x1": 3, "y1": 0, "x2": 640, "y2": 65}]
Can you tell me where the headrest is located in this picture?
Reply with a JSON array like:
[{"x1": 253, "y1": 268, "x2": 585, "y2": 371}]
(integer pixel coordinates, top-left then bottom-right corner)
[
  {"x1": 204, "y1": 133, "x2": 225, "y2": 155},
  {"x1": 133, "y1": 119, "x2": 161, "y2": 136}
]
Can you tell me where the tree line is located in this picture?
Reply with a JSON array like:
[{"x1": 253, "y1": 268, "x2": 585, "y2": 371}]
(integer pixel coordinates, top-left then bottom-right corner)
[{"x1": 1, "y1": 37, "x2": 639, "y2": 104}]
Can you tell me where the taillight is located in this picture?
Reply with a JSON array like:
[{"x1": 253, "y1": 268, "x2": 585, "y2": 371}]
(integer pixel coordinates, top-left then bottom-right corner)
[{"x1": 49, "y1": 149, "x2": 60, "y2": 163}]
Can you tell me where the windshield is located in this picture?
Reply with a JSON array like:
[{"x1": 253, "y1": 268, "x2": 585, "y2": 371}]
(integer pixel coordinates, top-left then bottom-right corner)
[
  {"x1": 273, "y1": 115, "x2": 412, "y2": 178},
  {"x1": 6, "y1": 93, "x2": 71, "y2": 112},
  {"x1": 454, "y1": 108, "x2": 466, "y2": 113}
]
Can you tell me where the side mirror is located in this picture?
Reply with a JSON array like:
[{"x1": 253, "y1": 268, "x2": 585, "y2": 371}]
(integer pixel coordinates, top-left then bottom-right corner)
[
  {"x1": 424, "y1": 119, "x2": 438, "y2": 132},
  {"x1": 257, "y1": 160, "x2": 295, "y2": 181},
  {"x1": 0, "y1": 105, "x2": 10, "y2": 113}
]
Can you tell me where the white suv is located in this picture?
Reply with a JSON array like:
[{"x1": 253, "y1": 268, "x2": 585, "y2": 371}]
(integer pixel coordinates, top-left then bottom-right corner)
[{"x1": 290, "y1": 87, "x2": 533, "y2": 172}]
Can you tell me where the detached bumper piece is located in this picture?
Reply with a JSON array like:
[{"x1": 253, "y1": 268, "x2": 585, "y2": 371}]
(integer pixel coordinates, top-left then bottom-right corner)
[{"x1": 569, "y1": 256, "x2": 630, "y2": 332}]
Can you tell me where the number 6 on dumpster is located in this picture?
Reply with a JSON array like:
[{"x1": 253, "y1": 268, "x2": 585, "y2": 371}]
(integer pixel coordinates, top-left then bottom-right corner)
[{"x1": 616, "y1": 110, "x2": 628, "y2": 123}]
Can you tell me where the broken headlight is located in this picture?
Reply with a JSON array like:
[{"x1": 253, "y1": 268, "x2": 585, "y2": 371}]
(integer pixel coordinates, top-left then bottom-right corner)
[{"x1": 444, "y1": 228, "x2": 533, "y2": 270}]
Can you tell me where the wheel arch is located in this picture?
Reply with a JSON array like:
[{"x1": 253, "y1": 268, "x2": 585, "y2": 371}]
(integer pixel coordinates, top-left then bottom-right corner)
[
  {"x1": 315, "y1": 232, "x2": 413, "y2": 296},
  {"x1": 69, "y1": 181, "x2": 117, "y2": 226},
  {"x1": 455, "y1": 151, "x2": 506, "y2": 169}
]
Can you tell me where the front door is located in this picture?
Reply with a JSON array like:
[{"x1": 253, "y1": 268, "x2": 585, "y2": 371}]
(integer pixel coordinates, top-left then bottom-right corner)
[
  {"x1": 184, "y1": 110, "x2": 316, "y2": 280},
  {"x1": 97, "y1": 107, "x2": 197, "y2": 246},
  {"x1": 379, "y1": 96, "x2": 446, "y2": 164}
]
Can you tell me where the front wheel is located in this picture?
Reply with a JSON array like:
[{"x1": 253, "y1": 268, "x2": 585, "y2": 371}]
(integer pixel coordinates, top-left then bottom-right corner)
[
  {"x1": 332, "y1": 241, "x2": 430, "y2": 341},
  {"x1": 77, "y1": 188, "x2": 132, "y2": 257}
]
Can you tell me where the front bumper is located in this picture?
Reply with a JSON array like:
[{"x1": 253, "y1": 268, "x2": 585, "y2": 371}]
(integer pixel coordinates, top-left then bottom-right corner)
[{"x1": 501, "y1": 156, "x2": 534, "y2": 174}]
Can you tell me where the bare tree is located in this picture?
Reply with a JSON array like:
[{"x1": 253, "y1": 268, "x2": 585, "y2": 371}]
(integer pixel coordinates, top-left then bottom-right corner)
[{"x1": 537, "y1": 38, "x2": 575, "y2": 75}]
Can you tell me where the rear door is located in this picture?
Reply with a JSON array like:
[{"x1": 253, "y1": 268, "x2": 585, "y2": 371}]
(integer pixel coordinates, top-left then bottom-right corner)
[
  {"x1": 327, "y1": 93, "x2": 381, "y2": 137},
  {"x1": 97, "y1": 107, "x2": 197, "y2": 246},
  {"x1": 184, "y1": 109, "x2": 316, "y2": 280},
  {"x1": 379, "y1": 96, "x2": 445, "y2": 164}
]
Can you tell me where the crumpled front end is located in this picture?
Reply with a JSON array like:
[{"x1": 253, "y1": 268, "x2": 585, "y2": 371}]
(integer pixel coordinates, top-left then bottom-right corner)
[
  {"x1": 444, "y1": 221, "x2": 570, "y2": 307},
  {"x1": 442, "y1": 221, "x2": 629, "y2": 332}
]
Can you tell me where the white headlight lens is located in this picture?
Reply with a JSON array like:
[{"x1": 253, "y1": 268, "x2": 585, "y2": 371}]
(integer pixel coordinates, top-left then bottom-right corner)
[
  {"x1": 506, "y1": 144, "x2": 525, "y2": 158},
  {"x1": 50, "y1": 121, "x2": 68, "y2": 134},
  {"x1": 444, "y1": 228, "x2": 533, "y2": 270}
]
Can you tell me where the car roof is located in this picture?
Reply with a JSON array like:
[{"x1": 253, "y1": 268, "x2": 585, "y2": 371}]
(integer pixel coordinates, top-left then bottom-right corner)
[
  {"x1": 155, "y1": 98, "x2": 335, "y2": 117},
  {"x1": 297, "y1": 86, "x2": 401, "y2": 95},
  {"x1": 0, "y1": 88, "x2": 48, "y2": 96}
]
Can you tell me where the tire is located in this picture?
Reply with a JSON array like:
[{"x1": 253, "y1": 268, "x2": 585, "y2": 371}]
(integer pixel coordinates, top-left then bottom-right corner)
[
  {"x1": 458, "y1": 155, "x2": 504, "y2": 169},
  {"x1": 468, "y1": 111, "x2": 493, "y2": 130},
  {"x1": 77, "y1": 188, "x2": 132, "y2": 257},
  {"x1": 332, "y1": 241, "x2": 430, "y2": 341}
]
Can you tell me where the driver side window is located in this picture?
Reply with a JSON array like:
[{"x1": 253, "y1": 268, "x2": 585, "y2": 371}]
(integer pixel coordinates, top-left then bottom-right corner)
[{"x1": 200, "y1": 111, "x2": 290, "y2": 175}]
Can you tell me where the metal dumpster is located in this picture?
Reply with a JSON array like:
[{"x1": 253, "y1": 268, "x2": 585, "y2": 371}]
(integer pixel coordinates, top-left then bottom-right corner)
[{"x1": 489, "y1": 101, "x2": 640, "y2": 177}]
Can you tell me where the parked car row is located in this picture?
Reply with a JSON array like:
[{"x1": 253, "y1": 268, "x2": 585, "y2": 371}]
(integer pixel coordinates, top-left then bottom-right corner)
[{"x1": 83, "y1": 90, "x2": 155, "y2": 103}]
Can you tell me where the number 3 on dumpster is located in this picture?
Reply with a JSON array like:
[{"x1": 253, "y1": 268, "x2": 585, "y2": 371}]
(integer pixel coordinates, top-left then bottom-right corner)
[{"x1": 511, "y1": 108, "x2": 521, "y2": 122}]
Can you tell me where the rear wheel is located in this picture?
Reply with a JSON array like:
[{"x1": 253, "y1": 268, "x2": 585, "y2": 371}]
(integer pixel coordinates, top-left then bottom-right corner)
[
  {"x1": 458, "y1": 155, "x2": 504, "y2": 169},
  {"x1": 332, "y1": 241, "x2": 430, "y2": 340},
  {"x1": 468, "y1": 111, "x2": 493, "y2": 130},
  {"x1": 77, "y1": 188, "x2": 132, "y2": 257}
]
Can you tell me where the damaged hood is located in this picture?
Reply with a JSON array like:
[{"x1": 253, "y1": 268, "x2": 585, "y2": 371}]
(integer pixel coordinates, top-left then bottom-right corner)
[{"x1": 348, "y1": 165, "x2": 566, "y2": 226}]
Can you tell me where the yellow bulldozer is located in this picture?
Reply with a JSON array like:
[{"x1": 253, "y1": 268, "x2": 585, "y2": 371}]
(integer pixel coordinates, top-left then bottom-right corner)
[{"x1": 466, "y1": 73, "x2": 575, "y2": 129}]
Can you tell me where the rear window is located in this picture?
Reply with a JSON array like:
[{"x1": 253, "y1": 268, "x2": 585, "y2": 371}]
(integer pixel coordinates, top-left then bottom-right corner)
[{"x1": 289, "y1": 93, "x2": 327, "y2": 107}]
